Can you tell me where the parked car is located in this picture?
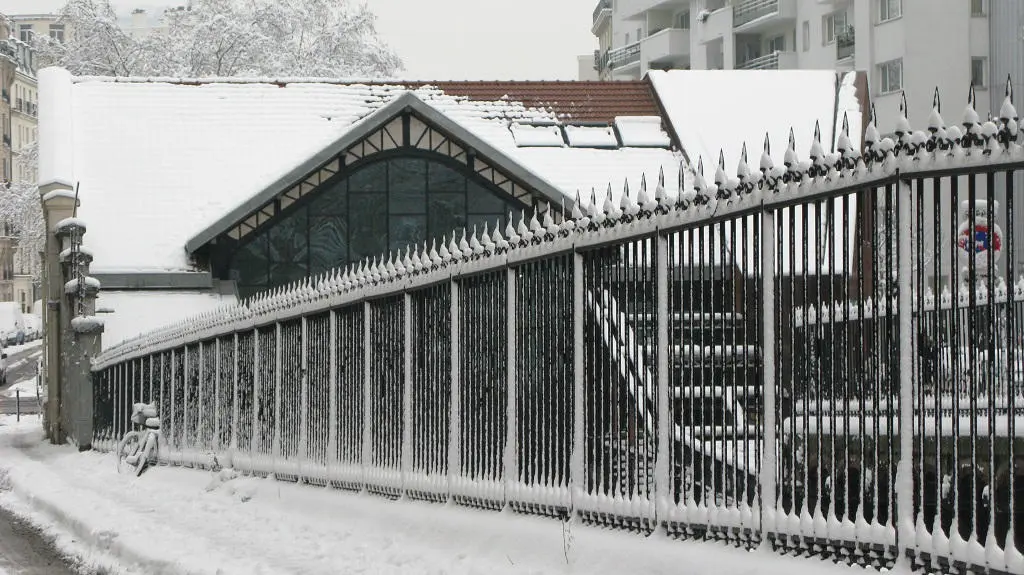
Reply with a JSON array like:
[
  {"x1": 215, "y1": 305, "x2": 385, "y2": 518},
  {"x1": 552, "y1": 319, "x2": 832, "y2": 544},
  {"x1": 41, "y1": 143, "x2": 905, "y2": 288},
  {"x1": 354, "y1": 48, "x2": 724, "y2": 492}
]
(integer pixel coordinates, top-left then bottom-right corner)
[
  {"x1": 0, "y1": 347, "x2": 7, "y2": 386},
  {"x1": 0, "y1": 303, "x2": 25, "y2": 347},
  {"x1": 22, "y1": 313, "x2": 41, "y2": 342}
]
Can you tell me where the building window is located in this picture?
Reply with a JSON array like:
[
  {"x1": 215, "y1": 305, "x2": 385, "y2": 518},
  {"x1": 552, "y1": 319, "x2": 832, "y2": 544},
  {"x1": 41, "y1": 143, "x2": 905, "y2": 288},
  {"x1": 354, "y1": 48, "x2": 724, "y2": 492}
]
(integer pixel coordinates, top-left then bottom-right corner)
[
  {"x1": 227, "y1": 155, "x2": 526, "y2": 299},
  {"x1": 675, "y1": 12, "x2": 690, "y2": 30},
  {"x1": 879, "y1": 58, "x2": 903, "y2": 93},
  {"x1": 768, "y1": 35, "x2": 786, "y2": 54},
  {"x1": 19, "y1": 25, "x2": 33, "y2": 43},
  {"x1": 879, "y1": 0, "x2": 902, "y2": 22},
  {"x1": 802, "y1": 21, "x2": 810, "y2": 51},
  {"x1": 636, "y1": 27, "x2": 642, "y2": 40},
  {"x1": 49, "y1": 24, "x2": 65, "y2": 42},
  {"x1": 972, "y1": 57, "x2": 987, "y2": 88},
  {"x1": 625, "y1": 32, "x2": 630, "y2": 44},
  {"x1": 823, "y1": 14, "x2": 836, "y2": 44},
  {"x1": 971, "y1": 0, "x2": 985, "y2": 16}
]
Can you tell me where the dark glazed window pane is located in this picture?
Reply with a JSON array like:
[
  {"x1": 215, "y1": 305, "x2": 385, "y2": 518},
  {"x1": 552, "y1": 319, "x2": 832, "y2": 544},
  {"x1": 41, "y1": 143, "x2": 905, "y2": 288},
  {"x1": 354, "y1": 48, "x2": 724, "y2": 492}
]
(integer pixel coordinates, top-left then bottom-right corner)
[
  {"x1": 349, "y1": 161, "x2": 387, "y2": 193},
  {"x1": 307, "y1": 177, "x2": 347, "y2": 216},
  {"x1": 428, "y1": 163, "x2": 465, "y2": 193},
  {"x1": 268, "y1": 206, "x2": 308, "y2": 265},
  {"x1": 389, "y1": 158, "x2": 426, "y2": 214},
  {"x1": 310, "y1": 215, "x2": 348, "y2": 275},
  {"x1": 230, "y1": 234, "x2": 268, "y2": 286},
  {"x1": 389, "y1": 215, "x2": 427, "y2": 252},
  {"x1": 349, "y1": 193, "x2": 387, "y2": 261},
  {"x1": 428, "y1": 193, "x2": 466, "y2": 239},
  {"x1": 467, "y1": 181, "x2": 508, "y2": 214},
  {"x1": 467, "y1": 214, "x2": 506, "y2": 236},
  {"x1": 270, "y1": 261, "x2": 308, "y2": 285}
]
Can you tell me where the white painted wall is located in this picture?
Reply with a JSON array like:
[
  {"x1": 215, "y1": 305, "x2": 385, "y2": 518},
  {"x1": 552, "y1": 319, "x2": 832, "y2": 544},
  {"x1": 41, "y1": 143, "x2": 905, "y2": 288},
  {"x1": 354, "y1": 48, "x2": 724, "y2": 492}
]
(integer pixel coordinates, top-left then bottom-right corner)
[{"x1": 597, "y1": 0, "x2": 1008, "y2": 132}]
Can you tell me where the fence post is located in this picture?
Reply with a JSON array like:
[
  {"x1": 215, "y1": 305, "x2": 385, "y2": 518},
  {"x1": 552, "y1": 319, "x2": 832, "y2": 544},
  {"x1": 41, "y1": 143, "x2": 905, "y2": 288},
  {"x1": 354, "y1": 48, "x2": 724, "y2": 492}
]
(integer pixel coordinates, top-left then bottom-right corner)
[
  {"x1": 273, "y1": 322, "x2": 283, "y2": 475},
  {"x1": 503, "y1": 268, "x2": 517, "y2": 506},
  {"x1": 570, "y1": 251, "x2": 585, "y2": 516},
  {"x1": 362, "y1": 302, "x2": 372, "y2": 488},
  {"x1": 760, "y1": 207, "x2": 778, "y2": 543},
  {"x1": 214, "y1": 339, "x2": 221, "y2": 456},
  {"x1": 402, "y1": 293, "x2": 413, "y2": 496},
  {"x1": 252, "y1": 329, "x2": 261, "y2": 469},
  {"x1": 169, "y1": 349, "x2": 176, "y2": 459},
  {"x1": 327, "y1": 311, "x2": 338, "y2": 483},
  {"x1": 895, "y1": 178, "x2": 916, "y2": 563},
  {"x1": 299, "y1": 316, "x2": 309, "y2": 481},
  {"x1": 448, "y1": 280, "x2": 461, "y2": 501},
  {"x1": 231, "y1": 333, "x2": 239, "y2": 461},
  {"x1": 654, "y1": 232, "x2": 671, "y2": 529}
]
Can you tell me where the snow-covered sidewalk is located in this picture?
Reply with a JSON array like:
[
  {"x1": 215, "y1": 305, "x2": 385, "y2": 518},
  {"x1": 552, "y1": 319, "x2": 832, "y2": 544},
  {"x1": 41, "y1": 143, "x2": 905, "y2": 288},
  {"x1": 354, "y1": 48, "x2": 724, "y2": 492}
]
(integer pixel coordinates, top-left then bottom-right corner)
[{"x1": 0, "y1": 417, "x2": 870, "y2": 575}]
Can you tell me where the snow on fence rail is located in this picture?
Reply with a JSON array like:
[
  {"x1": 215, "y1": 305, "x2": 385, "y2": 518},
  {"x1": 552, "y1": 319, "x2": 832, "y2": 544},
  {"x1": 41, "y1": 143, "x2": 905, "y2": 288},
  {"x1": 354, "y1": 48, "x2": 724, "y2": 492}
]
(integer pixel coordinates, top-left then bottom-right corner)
[{"x1": 93, "y1": 85, "x2": 1024, "y2": 574}]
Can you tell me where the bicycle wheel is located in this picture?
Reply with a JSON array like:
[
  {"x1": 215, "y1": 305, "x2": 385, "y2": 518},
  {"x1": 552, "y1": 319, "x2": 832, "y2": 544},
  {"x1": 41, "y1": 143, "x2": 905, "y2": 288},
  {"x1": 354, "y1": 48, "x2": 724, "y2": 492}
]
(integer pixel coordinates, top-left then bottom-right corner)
[
  {"x1": 135, "y1": 433, "x2": 159, "y2": 477},
  {"x1": 117, "y1": 431, "x2": 142, "y2": 474}
]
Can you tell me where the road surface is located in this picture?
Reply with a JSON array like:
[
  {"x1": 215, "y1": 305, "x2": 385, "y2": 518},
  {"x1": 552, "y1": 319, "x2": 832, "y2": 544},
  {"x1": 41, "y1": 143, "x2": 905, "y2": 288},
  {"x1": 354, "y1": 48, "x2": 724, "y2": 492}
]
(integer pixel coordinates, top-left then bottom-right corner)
[
  {"x1": 2, "y1": 343, "x2": 41, "y2": 389},
  {"x1": 1, "y1": 344, "x2": 43, "y2": 416},
  {"x1": 0, "y1": 505, "x2": 78, "y2": 574}
]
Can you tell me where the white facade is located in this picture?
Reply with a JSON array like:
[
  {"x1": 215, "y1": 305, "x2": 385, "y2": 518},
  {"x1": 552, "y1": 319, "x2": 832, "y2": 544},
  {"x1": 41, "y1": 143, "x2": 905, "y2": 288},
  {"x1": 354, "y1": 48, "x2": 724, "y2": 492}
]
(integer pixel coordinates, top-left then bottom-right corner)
[{"x1": 593, "y1": 0, "x2": 1005, "y2": 129}]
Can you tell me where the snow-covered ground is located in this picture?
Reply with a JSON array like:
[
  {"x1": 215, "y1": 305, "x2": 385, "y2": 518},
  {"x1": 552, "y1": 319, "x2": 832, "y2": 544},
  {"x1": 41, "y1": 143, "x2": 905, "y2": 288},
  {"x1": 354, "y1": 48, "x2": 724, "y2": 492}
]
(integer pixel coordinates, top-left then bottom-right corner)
[{"x1": 0, "y1": 416, "x2": 878, "y2": 575}]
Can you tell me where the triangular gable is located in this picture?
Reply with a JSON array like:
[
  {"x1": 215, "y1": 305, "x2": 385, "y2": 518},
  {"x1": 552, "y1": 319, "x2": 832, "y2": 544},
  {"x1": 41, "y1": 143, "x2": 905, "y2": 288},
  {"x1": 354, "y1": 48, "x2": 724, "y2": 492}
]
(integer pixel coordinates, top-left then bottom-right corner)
[{"x1": 185, "y1": 91, "x2": 570, "y2": 254}]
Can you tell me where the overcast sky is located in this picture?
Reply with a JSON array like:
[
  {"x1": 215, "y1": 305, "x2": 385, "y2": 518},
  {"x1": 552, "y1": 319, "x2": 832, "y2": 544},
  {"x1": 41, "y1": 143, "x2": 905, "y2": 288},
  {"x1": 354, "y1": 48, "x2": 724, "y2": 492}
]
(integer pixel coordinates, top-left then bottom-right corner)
[{"x1": 0, "y1": 0, "x2": 599, "y2": 80}]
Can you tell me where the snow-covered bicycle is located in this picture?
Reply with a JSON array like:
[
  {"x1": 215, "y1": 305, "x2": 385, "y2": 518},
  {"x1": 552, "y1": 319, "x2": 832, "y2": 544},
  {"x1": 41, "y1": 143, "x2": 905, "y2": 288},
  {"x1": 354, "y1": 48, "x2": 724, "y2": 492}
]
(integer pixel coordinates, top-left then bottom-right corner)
[{"x1": 117, "y1": 402, "x2": 161, "y2": 476}]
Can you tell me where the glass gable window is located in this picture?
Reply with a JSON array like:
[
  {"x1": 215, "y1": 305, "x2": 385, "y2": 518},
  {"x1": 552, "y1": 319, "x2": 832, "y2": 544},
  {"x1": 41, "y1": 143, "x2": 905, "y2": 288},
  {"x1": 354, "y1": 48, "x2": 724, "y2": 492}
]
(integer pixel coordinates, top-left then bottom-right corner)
[{"x1": 228, "y1": 155, "x2": 526, "y2": 298}]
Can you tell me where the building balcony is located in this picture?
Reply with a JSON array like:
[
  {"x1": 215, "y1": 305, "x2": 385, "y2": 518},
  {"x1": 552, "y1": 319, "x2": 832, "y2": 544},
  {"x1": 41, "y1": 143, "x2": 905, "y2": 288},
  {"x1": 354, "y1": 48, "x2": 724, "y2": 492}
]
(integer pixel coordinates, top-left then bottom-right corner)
[
  {"x1": 608, "y1": 41, "x2": 642, "y2": 71},
  {"x1": 733, "y1": 0, "x2": 797, "y2": 32},
  {"x1": 737, "y1": 50, "x2": 798, "y2": 70},
  {"x1": 592, "y1": 0, "x2": 611, "y2": 33},
  {"x1": 836, "y1": 27, "x2": 855, "y2": 61},
  {"x1": 642, "y1": 27, "x2": 691, "y2": 68},
  {"x1": 620, "y1": 0, "x2": 689, "y2": 20}
]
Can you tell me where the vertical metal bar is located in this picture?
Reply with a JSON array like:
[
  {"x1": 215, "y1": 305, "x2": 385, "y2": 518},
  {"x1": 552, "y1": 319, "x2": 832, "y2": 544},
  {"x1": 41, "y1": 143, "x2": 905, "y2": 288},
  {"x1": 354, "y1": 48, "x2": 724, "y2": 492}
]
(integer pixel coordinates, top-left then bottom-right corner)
[
  {"x1": 402, "y1": 293, "x2": 413, "y2": 494},
  {"x1": 571, "y1": 251, "x2": 586, "y2": 516},
  {"x1": 232, "y1": 333, "x2": 239, "y2": 455},
  {"x1": 362, "y1": 302, "x2": 372, "y2": 487},
  {"x1": 504, "y1": 268, "x2": 518, "y2": 505},
  {"x1": 896, "y1": 179, "x2": 916, "y2": 558},
  {"x1": 655, "y1": 232, "x2": 671, "y2": 529},
  {"x1": 328, "y1": 310, "x2": 339, "y2": 481},
  {"x1": 214, "y1": 338, "x2": 221, "y2": 453},
  {"x1": 761, "y1": 206, "x2": 778, "y2": 538},
  {"x1": 273, "y1": 323, "x2": 283, "y2": 472},
  {"x1": 449, "y1": 280, "x2": 461, "y2": 500},
  {"x1": 300, "y1": 316, "x2": 309, "y2": 479},
  {"x1": 252, "y1": 329, "x2": 261, "y2": 465}
]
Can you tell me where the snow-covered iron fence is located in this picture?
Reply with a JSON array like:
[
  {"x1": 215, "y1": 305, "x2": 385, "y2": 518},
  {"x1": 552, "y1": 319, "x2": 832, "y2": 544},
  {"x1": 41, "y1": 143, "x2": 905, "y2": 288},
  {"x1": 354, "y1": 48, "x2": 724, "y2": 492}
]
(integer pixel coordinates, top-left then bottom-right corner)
[{"x1": 91, "y1": 84, "x2": 1024, "y2": 573}]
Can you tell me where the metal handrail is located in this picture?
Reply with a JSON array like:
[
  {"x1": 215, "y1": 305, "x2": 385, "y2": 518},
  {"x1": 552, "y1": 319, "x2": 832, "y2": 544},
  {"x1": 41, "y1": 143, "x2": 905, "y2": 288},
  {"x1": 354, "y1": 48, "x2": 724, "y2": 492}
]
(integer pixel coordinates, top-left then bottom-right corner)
[
  {"x1": 593, "y1": 0, "x2": 611, "y2": 25},
  {"x1": 608, "y1": 41, "x2": 641, "y2": 69},
  {"x1": 733, "y1": 0, "x2": 779, "y2": 27},
  {"x1": 737, "y1": 51, "x2": 780, "y2": 70}
]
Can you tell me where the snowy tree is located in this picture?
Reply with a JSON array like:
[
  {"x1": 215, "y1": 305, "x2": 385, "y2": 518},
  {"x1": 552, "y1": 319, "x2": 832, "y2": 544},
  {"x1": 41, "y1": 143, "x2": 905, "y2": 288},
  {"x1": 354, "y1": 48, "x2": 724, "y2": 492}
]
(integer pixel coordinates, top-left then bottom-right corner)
[
  {"x1": 0, "y1": 143, "x2": 44, "y2": 283},
  {"x1": 32, "y1": 0, "x2": 144, "y2": 76},
  {"x1": 34, "y1": 0, "x2": 402, "y2": 78}
]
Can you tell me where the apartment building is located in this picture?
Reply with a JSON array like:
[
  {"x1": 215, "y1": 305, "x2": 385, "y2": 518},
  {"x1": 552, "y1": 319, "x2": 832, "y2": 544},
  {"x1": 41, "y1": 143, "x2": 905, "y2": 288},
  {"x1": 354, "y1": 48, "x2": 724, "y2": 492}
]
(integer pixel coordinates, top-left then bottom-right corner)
[
  {"x1": 11, "y1": 41, "x2": 37, "y2": 185},
  {"x1": 592, "y1": 0, "x2": 1020, "y2": 130}
]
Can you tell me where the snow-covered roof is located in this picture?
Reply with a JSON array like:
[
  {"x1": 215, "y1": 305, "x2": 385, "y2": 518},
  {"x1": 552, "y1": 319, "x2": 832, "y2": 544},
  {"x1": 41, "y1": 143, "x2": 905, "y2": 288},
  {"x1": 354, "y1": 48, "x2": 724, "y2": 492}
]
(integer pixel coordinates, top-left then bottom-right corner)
[
  {"x1": 59, "y1": 75, "x2": 684, "y2": 273},
  {"x1": 648, "y1": 70, "x2": 865, "y2": 176},
  {"x1": 96, "y1": 290, "x2": 237, "y2": 350}
]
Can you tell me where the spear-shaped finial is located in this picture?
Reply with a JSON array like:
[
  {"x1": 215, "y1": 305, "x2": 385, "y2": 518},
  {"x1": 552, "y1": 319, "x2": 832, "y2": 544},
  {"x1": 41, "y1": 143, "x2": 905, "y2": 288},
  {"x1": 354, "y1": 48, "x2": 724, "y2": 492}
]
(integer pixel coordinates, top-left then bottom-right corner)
[
  {"x1": 760, "y1": 132, "x2": 774, "y2": 172},
  {"x1": 1001, "y1": 74, "x2": 1019, "y2": 122}
]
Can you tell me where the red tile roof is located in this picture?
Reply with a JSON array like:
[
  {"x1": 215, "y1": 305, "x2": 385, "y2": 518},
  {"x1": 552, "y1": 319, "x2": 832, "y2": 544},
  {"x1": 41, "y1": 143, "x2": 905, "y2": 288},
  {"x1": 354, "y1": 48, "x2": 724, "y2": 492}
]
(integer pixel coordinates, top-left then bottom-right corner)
[{"x1": 387, "y1": 80, "x2": 662, "y2": 124}]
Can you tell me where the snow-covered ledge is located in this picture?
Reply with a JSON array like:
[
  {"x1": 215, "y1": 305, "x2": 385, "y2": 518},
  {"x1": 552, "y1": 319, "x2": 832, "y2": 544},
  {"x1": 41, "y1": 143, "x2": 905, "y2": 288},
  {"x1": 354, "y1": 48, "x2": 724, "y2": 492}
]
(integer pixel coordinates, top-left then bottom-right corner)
[{"x1": 38, "y1": 67, "x2": 75, "y2": 192}]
